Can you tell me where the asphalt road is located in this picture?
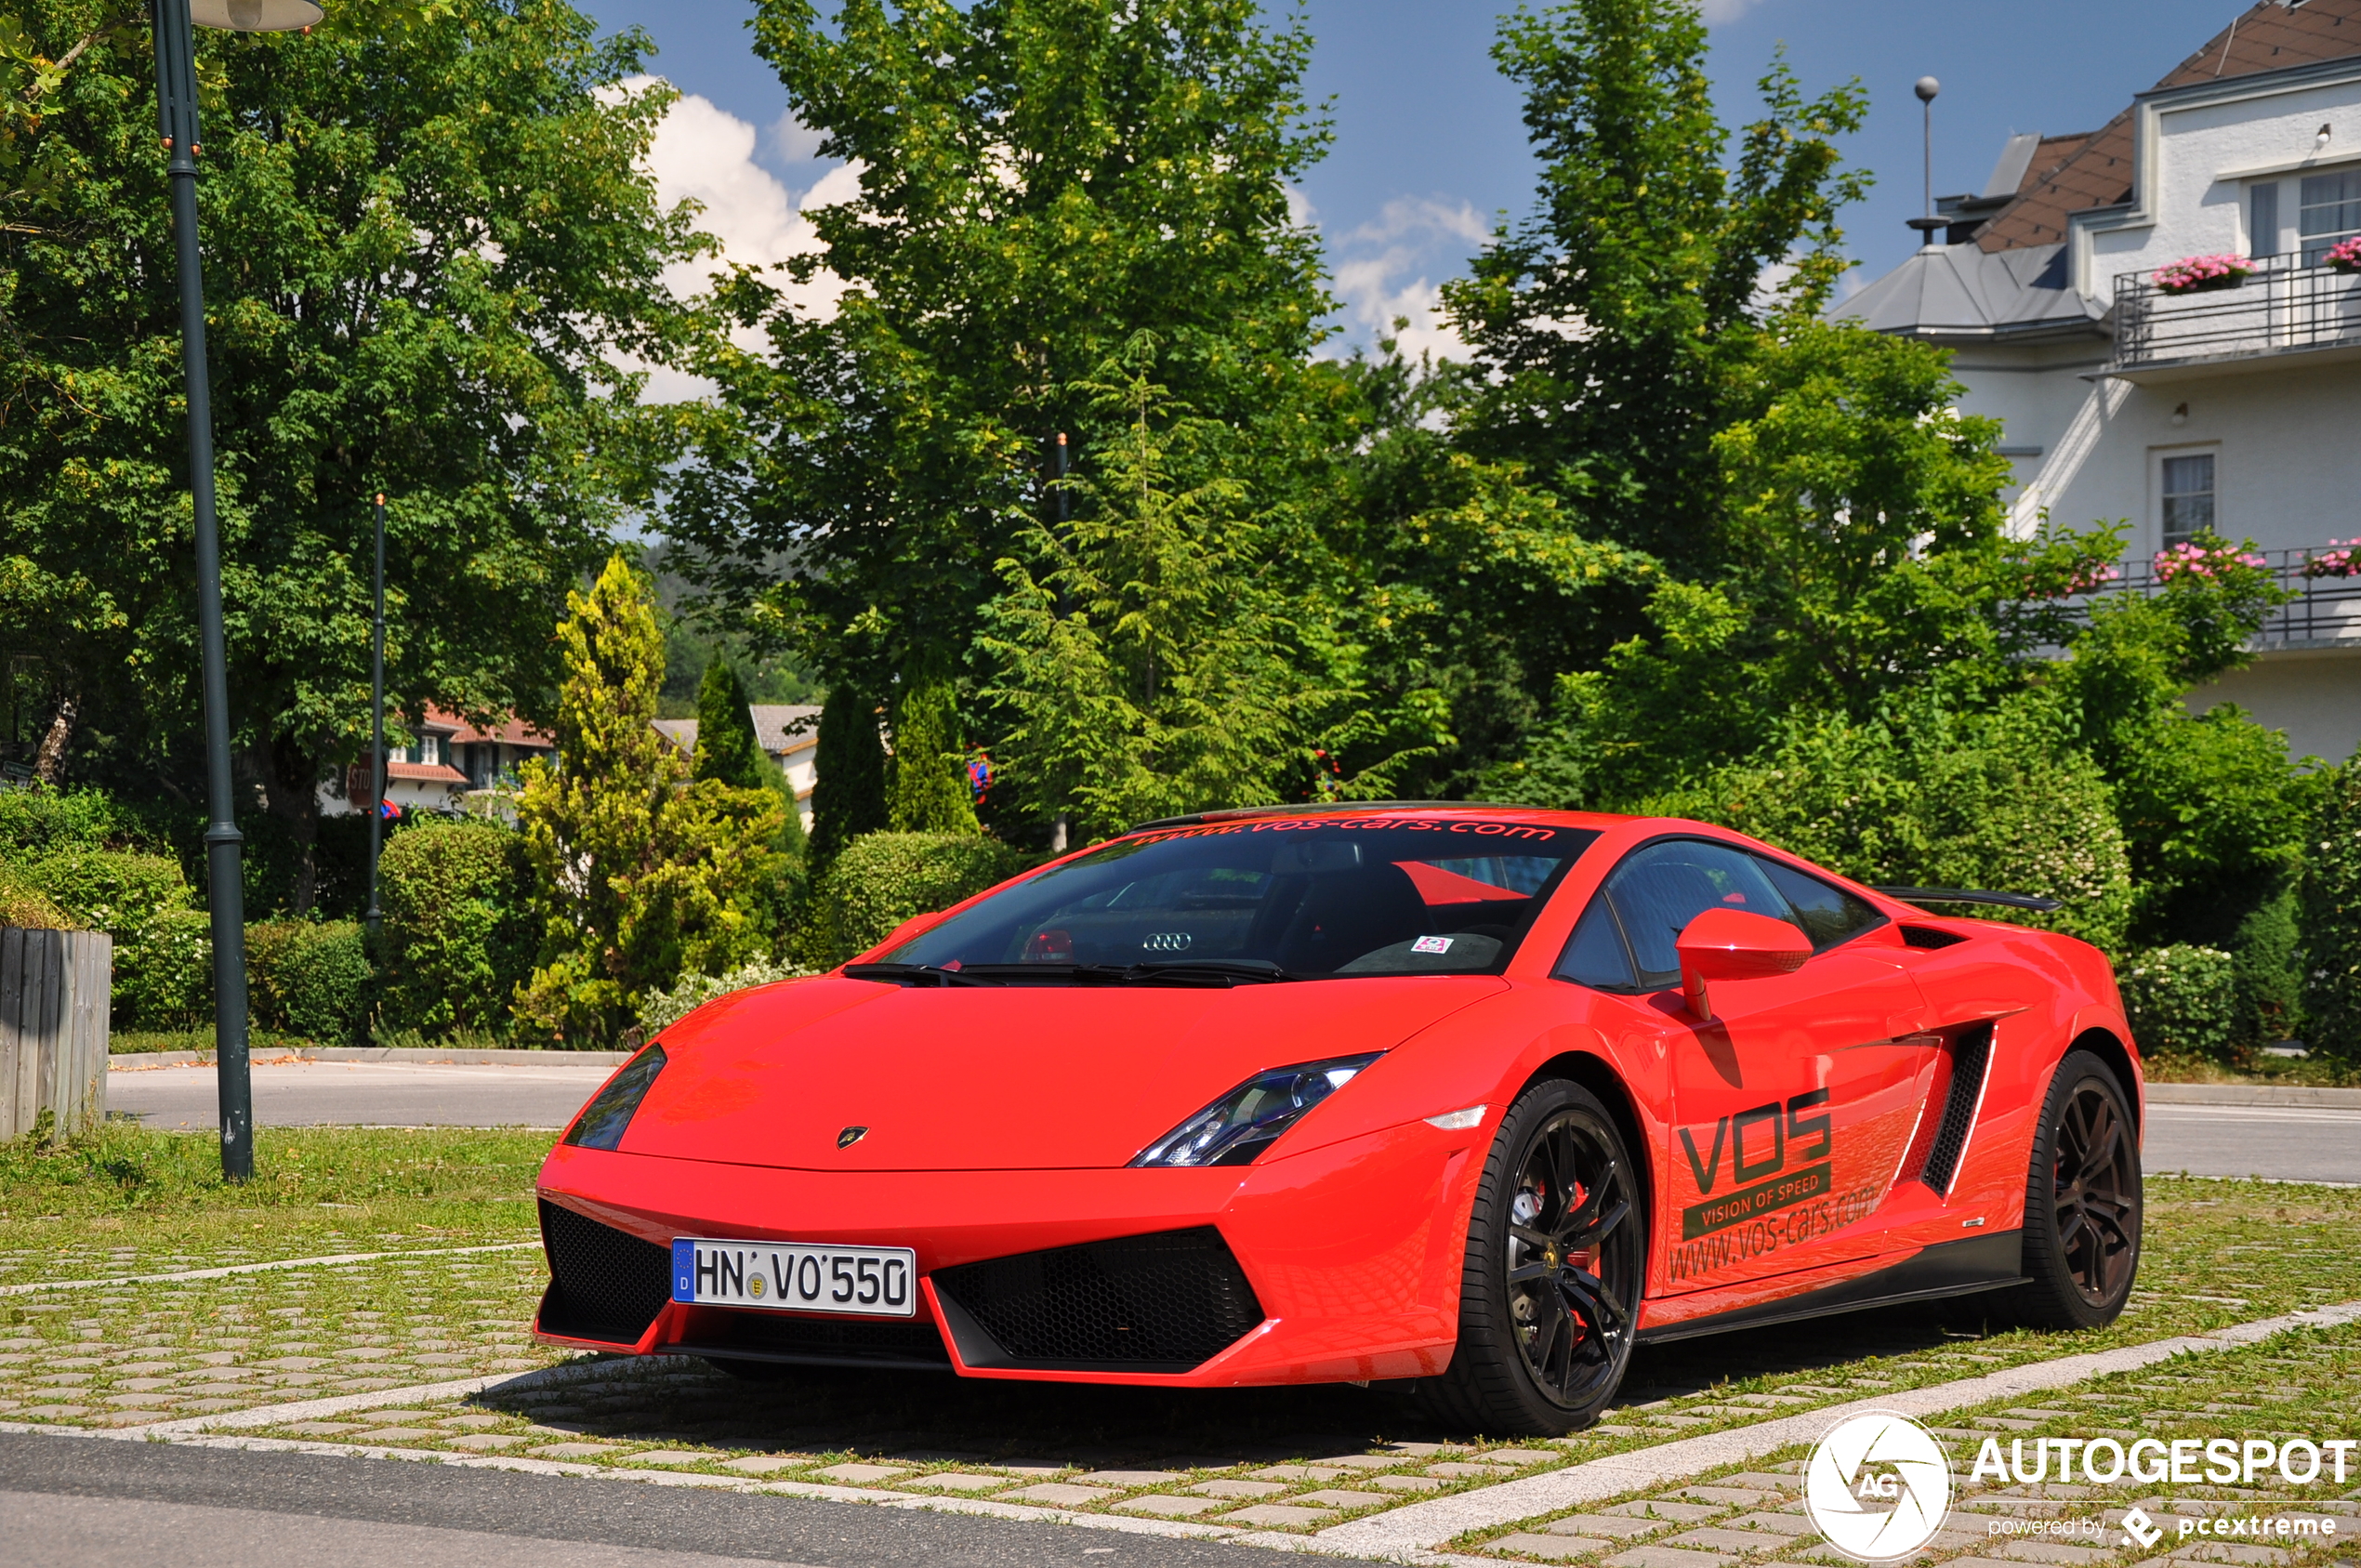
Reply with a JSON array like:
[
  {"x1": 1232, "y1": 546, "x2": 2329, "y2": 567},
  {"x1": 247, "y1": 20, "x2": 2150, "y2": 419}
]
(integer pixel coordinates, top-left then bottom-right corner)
[
  {"x1": 2142, "y1": 1101, "x2": 2361, "y2": 1185},
  {"x1": 106, "y1": 1061, "x2": 2361, "y2": 1184},
  {"x1": 107, "y1": 1060, "x2": 613, "y2": 1130},
  {"x1": 0, "y1": 1432, "x2": 1366, "y2": 1568}
]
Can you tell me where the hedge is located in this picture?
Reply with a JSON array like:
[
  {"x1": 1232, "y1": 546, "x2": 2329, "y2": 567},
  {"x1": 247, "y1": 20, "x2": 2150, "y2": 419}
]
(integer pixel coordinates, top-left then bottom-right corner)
[
  {"x1": 2117, "y1": 943, "x2": 2242, "y2": 1065},
  {"x1": 22, "y1": 848, "x2": 191, "y2": 937},
  {"x1": 375, "y1": 815, "x2": 534, "y2": 1037},
  {"x1": 2303, "y1": 762, "x2": 2361, "y2": 1058},
  {"x1": 247, "y1": 921, "x2": 370, "y2": 1043},
  {"x1": 115, "y1": 907, "x2": 213, "y2": 1030},
  {"x1": 798, "y1": 832, "x2": 1035, "y2": 968},
  {"x1": 637, "y1": 956, "x2": 812, "y2": 1039},
  {"x1": 0, "y1": 858, "x2": 78, "y2": 929}
]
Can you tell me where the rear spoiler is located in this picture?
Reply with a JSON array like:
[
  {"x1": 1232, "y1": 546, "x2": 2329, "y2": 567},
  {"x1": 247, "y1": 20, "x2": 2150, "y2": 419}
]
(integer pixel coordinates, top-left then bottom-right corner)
[{"x1": 1870, "y1": 885, "x2": 2063, "y2": 914}]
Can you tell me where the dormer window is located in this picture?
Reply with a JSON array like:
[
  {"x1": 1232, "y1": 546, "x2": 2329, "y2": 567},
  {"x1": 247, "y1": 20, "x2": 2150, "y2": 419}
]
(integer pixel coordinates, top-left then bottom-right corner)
[{"x1": 2300, "y1": 168, "x2": 2361, "y2": 264}]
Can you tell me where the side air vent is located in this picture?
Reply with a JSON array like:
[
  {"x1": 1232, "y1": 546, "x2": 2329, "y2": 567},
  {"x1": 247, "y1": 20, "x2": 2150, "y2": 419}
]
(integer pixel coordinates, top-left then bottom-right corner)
[
  {"x1": 537, "y1": 1199, "x2": 672, "y2": 1345},
  {"x1": 1920, "y1": 1024, "x2": 1995, "y2": 1194},
  {"x1": 932, "y1": 1226, "x2": 1265, "y2": 1373},
  {"x1": 1902, "y1": 926, "x2": 1968, "y2": 950}
]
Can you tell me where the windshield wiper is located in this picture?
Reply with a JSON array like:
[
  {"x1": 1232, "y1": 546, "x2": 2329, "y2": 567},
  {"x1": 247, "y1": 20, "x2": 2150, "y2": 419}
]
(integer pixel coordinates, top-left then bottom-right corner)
[
  {"x1": 842, "y1": 962, "x2": 1000, "y2": 987},
  {"x1": 948, "y1": 960, "x2": 1300, "y2": 988}
]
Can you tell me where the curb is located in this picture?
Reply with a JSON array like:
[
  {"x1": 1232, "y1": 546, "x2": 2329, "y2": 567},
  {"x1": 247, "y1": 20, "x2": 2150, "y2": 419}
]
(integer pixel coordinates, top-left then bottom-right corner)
[
  {"x1": 110, "y1": 1046, "x2": 632, "y2": 1068},
  {"x1": 2146, "y1": 1083, "x2": 2361, "y2": 1108}
]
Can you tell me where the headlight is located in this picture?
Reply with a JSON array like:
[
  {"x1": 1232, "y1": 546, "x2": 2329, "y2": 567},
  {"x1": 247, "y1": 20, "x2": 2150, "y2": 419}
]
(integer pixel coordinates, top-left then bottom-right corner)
[
  {"x1": 563, "y1": 1045, "x2": 666, "y2": 1152},
  {"x1": 1130, "y1": 1054, "x2": 1382, "y2": 1167}
]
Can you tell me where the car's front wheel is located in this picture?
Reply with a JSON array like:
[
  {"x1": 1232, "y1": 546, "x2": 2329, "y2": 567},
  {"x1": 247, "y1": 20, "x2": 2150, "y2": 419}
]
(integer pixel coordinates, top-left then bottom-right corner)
[
  {"x1": 2005, "y1": 1048, "x2": 2142, "y2": 1329},
  {"x1": 1413, "y1": 1077, "x2": 1643, "y2": 1436}
]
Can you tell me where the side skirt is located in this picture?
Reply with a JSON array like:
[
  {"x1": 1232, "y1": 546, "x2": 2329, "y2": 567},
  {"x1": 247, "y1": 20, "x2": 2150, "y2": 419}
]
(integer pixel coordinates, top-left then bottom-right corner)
[{"x1": 1636, "y1": 1232, "x2": 2025, "y2": 1346}]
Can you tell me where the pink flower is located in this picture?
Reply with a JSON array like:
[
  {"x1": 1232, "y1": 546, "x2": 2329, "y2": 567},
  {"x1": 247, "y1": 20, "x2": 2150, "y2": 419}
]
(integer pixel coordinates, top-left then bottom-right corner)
[
  {"x1": 2155, "y1": 254, "x2": 2254, "y2": 293},
  {"x1": 2327, "y1": 236, "x2": 2361, "y2": 270}
]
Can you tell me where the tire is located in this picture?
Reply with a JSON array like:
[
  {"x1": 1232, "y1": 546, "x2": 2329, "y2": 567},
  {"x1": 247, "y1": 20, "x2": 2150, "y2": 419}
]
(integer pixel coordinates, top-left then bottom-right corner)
[
  {"x1": 1411, "y1": 1077, "x2": 1644, "y2": 1436},
  {"x1": 2005, "y1": 1049, "x2": 2142, "y2": 1330}
]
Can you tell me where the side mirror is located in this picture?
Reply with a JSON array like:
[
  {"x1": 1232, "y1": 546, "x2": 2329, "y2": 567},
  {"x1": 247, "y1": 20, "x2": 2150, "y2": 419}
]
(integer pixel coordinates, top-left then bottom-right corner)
[{"x1": 1675, "y1": 909, "x2": 1811, "y2": 1020}]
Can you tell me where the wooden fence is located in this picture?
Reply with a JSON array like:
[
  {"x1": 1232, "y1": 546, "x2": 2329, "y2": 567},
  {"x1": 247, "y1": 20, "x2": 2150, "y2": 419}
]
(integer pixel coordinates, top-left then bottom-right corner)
[{"x1": 0, "y1": 928, "x2": 112, "y2": 1142}]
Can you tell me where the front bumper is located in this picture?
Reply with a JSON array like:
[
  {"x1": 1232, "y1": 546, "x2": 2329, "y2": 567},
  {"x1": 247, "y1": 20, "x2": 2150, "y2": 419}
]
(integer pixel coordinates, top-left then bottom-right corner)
[{"x1": 532, "y1": 1114, "x2": 1484, "y2": 1387}]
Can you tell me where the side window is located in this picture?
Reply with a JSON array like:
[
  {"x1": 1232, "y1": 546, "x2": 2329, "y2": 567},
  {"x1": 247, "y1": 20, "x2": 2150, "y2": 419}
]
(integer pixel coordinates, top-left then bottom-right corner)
[
  {"x1": 1553, "y1": 900, "x2": 1638, "y2": 992},
  {"x1": 1753, "y1": 855, "x2": 1887, "y2": 952},
  {"x1": 1602, "y1": 840, "x2": 1795, "y2": 989}
]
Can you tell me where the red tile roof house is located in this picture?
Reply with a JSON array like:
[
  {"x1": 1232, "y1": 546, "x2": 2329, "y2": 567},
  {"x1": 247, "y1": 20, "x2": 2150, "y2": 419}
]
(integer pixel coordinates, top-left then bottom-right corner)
[
  {"x1": 650, "y1": 705, "x2": 822, "y2": 833},
  {"x1": 321, "y1": 705, "x2": 554, "y2": 818}
]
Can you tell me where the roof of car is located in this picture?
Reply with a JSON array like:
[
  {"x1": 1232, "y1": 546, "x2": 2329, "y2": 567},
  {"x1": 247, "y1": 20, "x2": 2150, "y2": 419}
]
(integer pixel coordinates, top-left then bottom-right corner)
[{"x1": 1127, "y1": 801, "x2": 1634, "y2": 833}]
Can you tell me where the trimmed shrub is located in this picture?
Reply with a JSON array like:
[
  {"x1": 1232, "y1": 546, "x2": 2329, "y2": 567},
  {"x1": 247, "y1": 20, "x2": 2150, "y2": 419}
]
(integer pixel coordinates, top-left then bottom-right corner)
[
  {"x1": 2117, "y1": 943, "x2": 2242, "y2": 1064},
  {"x1": 247, "y1": 921, "x2": 370, "y2": 1043},
  {"x1": 0, "y1": 786, "x2": 142, "y2": 858},
  {"x1": 0, "y1": 858, "x2": 78, "y2": 929},
  {"x1": 116, "y1": 907, "x2": 212, "y2": 1030},
  {"x1": 637, "y1": 956, "x2": 813, "y2": 1039},
  {"x1": 376, "y1": 816, "x2": 534, "y2": 1037},
  {"x1": 2230, "y1": 880, "x2": 2303, "y2": 1048},
  {"x1": 2302, "y1": 762, "x2": 2361, "y2": 1059},
  {"x1": 1654, "y1": 701, "x2": 2134, "y2": 955},
  {"x1": 23, "y1": 849, "x2": 192, "y2": 937},
  {"x1": 798, "y1": 832, "x2": 1035, "y2": 968}
]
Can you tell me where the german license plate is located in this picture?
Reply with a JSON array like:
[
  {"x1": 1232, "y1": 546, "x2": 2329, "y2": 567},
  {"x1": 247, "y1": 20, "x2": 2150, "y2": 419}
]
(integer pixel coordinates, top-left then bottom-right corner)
[{"x1": 671, "y1": 1237, "x2": 917, "y2": 1317}]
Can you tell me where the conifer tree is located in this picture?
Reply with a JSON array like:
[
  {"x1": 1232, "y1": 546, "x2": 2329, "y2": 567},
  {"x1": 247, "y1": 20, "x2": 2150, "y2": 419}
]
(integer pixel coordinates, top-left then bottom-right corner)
[
  {"x1": 807, "y1": 687, "x2": 890, "y2": 874},
  {"x1": 887, "y1": 666, "x2": 981, "y2": 836},
  {"x1": 692, "y1": 661, "x2": 769, "y2": 792}
]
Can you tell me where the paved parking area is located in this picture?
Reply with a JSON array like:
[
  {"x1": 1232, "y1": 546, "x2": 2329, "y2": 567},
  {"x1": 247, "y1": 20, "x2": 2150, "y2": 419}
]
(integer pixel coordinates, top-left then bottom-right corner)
[
  {"x1": 106, "y1": 1060, "x2": 613, "y2": 1131},
  {"x1": 2144, "y1": 1102, "x2": 2361, "y2": 1185}
]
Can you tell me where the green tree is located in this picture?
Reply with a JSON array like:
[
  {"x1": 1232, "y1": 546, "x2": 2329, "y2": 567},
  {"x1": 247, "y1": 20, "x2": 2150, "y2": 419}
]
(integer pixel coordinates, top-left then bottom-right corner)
[
  {"x1": 808, "y1": 686, "x2": 889, "y2": 874},
  {"x1": 692, "y1": 660, "x2": 769, "y2": 793},
  {"x1": 0, "y1": 0, "x2": 706, "y2": 907},
  {"x1": 514, "y1": 556, "x2": 784, "y2": 1048},
  {"x1": 980, "y1": 348, "x2": 1341, "y2": 837},
  {"x1": 666, "y1": 0, "x2": 1344, "y2": 824},
  {"x1": 887, "y1": 662, "x2": 980, "y2": 836},
  {"x1": 1444, "y1": 0, "x2": 1868, "y2": 569}
]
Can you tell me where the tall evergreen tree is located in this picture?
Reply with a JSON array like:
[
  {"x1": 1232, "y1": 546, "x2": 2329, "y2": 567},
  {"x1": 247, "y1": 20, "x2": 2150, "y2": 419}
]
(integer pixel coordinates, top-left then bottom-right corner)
[
  {"x1": 807, "y1": 687, "x2": 890, "y2": 873},
  {"x1": 887, "y1": 664, "x2": 981, "y2": 836},
  {"x1": 692, "y1": 661, "x2": 769, "y2": 793}
]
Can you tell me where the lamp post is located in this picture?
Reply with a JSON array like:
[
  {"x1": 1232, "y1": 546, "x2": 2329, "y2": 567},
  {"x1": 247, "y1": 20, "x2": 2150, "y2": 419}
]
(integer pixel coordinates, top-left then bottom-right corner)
[
  {"x1": 1906, "y1": 76, "x2": 1945, "y2": 249},
  {"x1": 364, "y1": 494, "x2": 386, "y2": 939},
  {"x1": 150, "y1": 0, "x2": 321, "y2": 1181}
]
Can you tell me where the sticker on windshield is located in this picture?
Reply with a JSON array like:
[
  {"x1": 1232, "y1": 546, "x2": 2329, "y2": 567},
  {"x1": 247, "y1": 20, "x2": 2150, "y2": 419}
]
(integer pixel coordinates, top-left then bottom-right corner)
[{"x1": 1411, "y1": 935, "x2": 1454, "y2": 955}]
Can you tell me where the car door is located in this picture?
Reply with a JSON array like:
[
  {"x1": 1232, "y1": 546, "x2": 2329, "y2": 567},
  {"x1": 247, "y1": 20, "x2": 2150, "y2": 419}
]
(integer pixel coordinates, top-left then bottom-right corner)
[{"x1": 1555, "y1": 839, "x2": 1941, "y2": 1297}]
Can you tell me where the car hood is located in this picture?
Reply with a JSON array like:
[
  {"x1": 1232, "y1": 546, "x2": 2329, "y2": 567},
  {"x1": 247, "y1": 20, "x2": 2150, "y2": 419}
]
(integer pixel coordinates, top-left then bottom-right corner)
[{"x1": 618, "y1": 974, "x2": 1505, "y2": 1171}]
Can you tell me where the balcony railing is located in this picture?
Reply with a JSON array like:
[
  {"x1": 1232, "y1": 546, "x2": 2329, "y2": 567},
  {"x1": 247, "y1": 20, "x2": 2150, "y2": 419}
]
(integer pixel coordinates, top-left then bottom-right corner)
[
  {"x1": 2111, "y1": 254, "x2": 2361, "y2": 371},
  {"x1": 2062, "y1": 547, "x2": 2361, "y2": 648}
]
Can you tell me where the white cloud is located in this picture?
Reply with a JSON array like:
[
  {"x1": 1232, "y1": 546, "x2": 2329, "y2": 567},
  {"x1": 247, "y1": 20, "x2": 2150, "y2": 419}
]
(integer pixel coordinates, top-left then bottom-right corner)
[
  {"x1": 769, "y1": 110, "x2": 829, "y2": 164},
  {"x1": 1699, "y1": 0, "x2": 1768, "y2": 21},
  {"x1": 614, "y1": 77, "x2": 854, "y2": 400},
  {"x1": 1326, "y1": 196, "x2": 1491, "y2": 361}
]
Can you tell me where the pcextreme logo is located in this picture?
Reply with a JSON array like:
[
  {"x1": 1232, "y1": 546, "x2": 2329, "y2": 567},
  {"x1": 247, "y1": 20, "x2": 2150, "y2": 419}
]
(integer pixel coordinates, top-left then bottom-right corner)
[{"x1": 1804, "y1": 1412, "x2": 1953, "y2": 1562}]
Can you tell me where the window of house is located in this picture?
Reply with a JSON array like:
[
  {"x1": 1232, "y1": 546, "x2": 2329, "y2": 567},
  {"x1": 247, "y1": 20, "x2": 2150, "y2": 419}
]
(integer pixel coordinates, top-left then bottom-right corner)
[
  {"x1": 2250, "y1": 180, "x2": 2281, "y2": 257},
  {"x1": 2160, "y1": 452, "x2": 2217, "y2": 547},
  {"x1": 2300, "y1": 168, "x2": 2361, "y2": 265}
]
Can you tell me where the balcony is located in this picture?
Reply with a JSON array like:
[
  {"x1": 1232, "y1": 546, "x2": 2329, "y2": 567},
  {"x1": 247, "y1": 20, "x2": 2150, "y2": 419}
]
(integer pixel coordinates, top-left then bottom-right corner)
[
  {"x1": 2109, "y1": 255, "x2": 2361, "y2": 379},
  {"x1": 2066, "y1": 547, "x2": 2361, "y2": 650}
]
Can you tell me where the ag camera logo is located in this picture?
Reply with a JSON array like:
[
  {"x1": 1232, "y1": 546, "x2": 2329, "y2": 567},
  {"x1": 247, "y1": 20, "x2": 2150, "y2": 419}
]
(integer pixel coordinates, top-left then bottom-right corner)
[{"x1": 1805, "y1": 1411, "x2": 1953, "y2": 1562}]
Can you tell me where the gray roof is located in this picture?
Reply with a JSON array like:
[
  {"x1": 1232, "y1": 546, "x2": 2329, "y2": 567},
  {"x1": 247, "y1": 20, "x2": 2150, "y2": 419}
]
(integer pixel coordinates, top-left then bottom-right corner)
[
  {"x1": 1830, "y1": 242, "x2": 2105, "y2": 341},
  {"x1": 652, "y1": 705, "x2": 823, "y2": 759}
]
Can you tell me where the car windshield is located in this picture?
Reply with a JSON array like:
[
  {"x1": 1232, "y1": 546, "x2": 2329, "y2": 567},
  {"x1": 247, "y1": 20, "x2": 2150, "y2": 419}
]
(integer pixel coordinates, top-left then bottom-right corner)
[{"x1": 878, "y1": 816, "x2": 1600, "y2": 981}]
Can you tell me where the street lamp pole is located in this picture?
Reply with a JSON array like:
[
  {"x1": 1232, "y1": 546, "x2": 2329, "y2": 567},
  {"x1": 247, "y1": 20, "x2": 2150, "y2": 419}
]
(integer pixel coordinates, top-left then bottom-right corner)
[
  {"x1": 149, "y1": 0, "x2": 320, "y2": 1181},
  {"x1": 365, "y1": 494, "x2": 385, "y2": 941}
]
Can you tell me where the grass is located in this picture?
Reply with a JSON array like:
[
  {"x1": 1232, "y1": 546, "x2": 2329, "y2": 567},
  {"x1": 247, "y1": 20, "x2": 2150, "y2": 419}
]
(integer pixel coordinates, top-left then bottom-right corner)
[
  {"x1": 2144, "y1": 1049, "x2": 2361, "y2": 1087},
  {"x1": 0, "y1": 1125, "x2": 547, "y2": 1283}
]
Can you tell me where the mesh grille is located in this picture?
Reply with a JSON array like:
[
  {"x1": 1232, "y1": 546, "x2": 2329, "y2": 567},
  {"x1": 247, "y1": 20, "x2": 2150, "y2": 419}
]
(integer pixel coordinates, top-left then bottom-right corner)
[
  {"x1": 668, "y1": 1312, "x2": 952, "y2": 1369},
  {"x1": 932, "y1": 1226, "x2": 1264, "y2": 1369},
  {"x1": 537, "y1": 1199, "x2": 672, "y2": 1345},
  {"x1": 1921, "y1": 1024, "x2": 1995, "y2": 1193},
  {"x1": 1901, "y1": 926, "x2": 1968, "y2": 950}
]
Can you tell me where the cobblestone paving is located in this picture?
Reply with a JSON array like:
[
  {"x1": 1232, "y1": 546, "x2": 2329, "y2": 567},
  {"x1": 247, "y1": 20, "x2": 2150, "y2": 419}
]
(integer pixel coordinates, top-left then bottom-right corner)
[
  {"x1": 5, "y1": 1178, "x2": 2359, "y2": 1551},
  {"x1": 1461, "y1": 1320, "x2": 2361, "y2": 1564}
]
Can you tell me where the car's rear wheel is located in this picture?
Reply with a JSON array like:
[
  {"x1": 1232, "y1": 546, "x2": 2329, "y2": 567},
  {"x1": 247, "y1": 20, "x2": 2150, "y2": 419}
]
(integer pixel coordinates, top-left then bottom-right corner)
[
  {"x1": 1413, "y1": 1077, "x2": 1642, "y2": 1436},
  {"x1": 2005, "y1": 1049, "x2": 2141, "y2": 1329}
]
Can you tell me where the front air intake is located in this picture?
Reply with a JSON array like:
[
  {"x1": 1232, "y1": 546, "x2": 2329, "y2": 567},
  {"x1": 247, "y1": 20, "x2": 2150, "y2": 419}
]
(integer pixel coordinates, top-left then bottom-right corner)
[
  {"x1": 930, "y1": 1226, "x2": 1265, "y2": 1373},
  {"x1": 537, "y1": 1199, "x2": 672, "y2": 1345}
]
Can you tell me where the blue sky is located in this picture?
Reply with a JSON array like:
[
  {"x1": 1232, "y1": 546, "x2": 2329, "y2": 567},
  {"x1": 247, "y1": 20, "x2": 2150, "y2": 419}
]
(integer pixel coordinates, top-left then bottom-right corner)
[{"x1": 584, "y1": 0, "x2": 2253, "y2": 356}]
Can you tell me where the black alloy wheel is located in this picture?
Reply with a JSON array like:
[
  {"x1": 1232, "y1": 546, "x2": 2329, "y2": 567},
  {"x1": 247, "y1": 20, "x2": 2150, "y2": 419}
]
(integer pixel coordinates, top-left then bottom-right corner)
[
  {"x1": 1411, "y1": 1078, "x2": 1644, "y2": 1436},
  {"x1": 2007, "y1": 1048, "x2": 2142, "y2": 1329}
]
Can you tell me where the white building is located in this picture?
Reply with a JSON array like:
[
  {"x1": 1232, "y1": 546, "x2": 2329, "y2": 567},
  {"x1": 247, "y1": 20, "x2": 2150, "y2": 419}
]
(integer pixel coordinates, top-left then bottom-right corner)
[
  {"x1": 651, "y1": 705, "x2": 822, "y2": 832},
  {"x1": 323, "y1": 705, "x2": 554, "y2": 818},
  {"x1": 1837, "y1": 0, "x2": 2361, "y2": 761}
]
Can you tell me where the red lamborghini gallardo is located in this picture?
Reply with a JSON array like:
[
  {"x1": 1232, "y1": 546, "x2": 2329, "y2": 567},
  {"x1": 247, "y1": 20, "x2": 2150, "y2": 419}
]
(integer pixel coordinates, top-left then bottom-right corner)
[{"x1": 533, "y1": 804, "x2": 2142, "y2": 1435}]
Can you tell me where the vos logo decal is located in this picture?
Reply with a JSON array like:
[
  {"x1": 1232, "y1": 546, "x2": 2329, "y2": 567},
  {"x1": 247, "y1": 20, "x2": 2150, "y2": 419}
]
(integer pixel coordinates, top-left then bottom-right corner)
[{"x1": 1675, "y1": 1089, "x2": 1837, "y2": 1242}]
